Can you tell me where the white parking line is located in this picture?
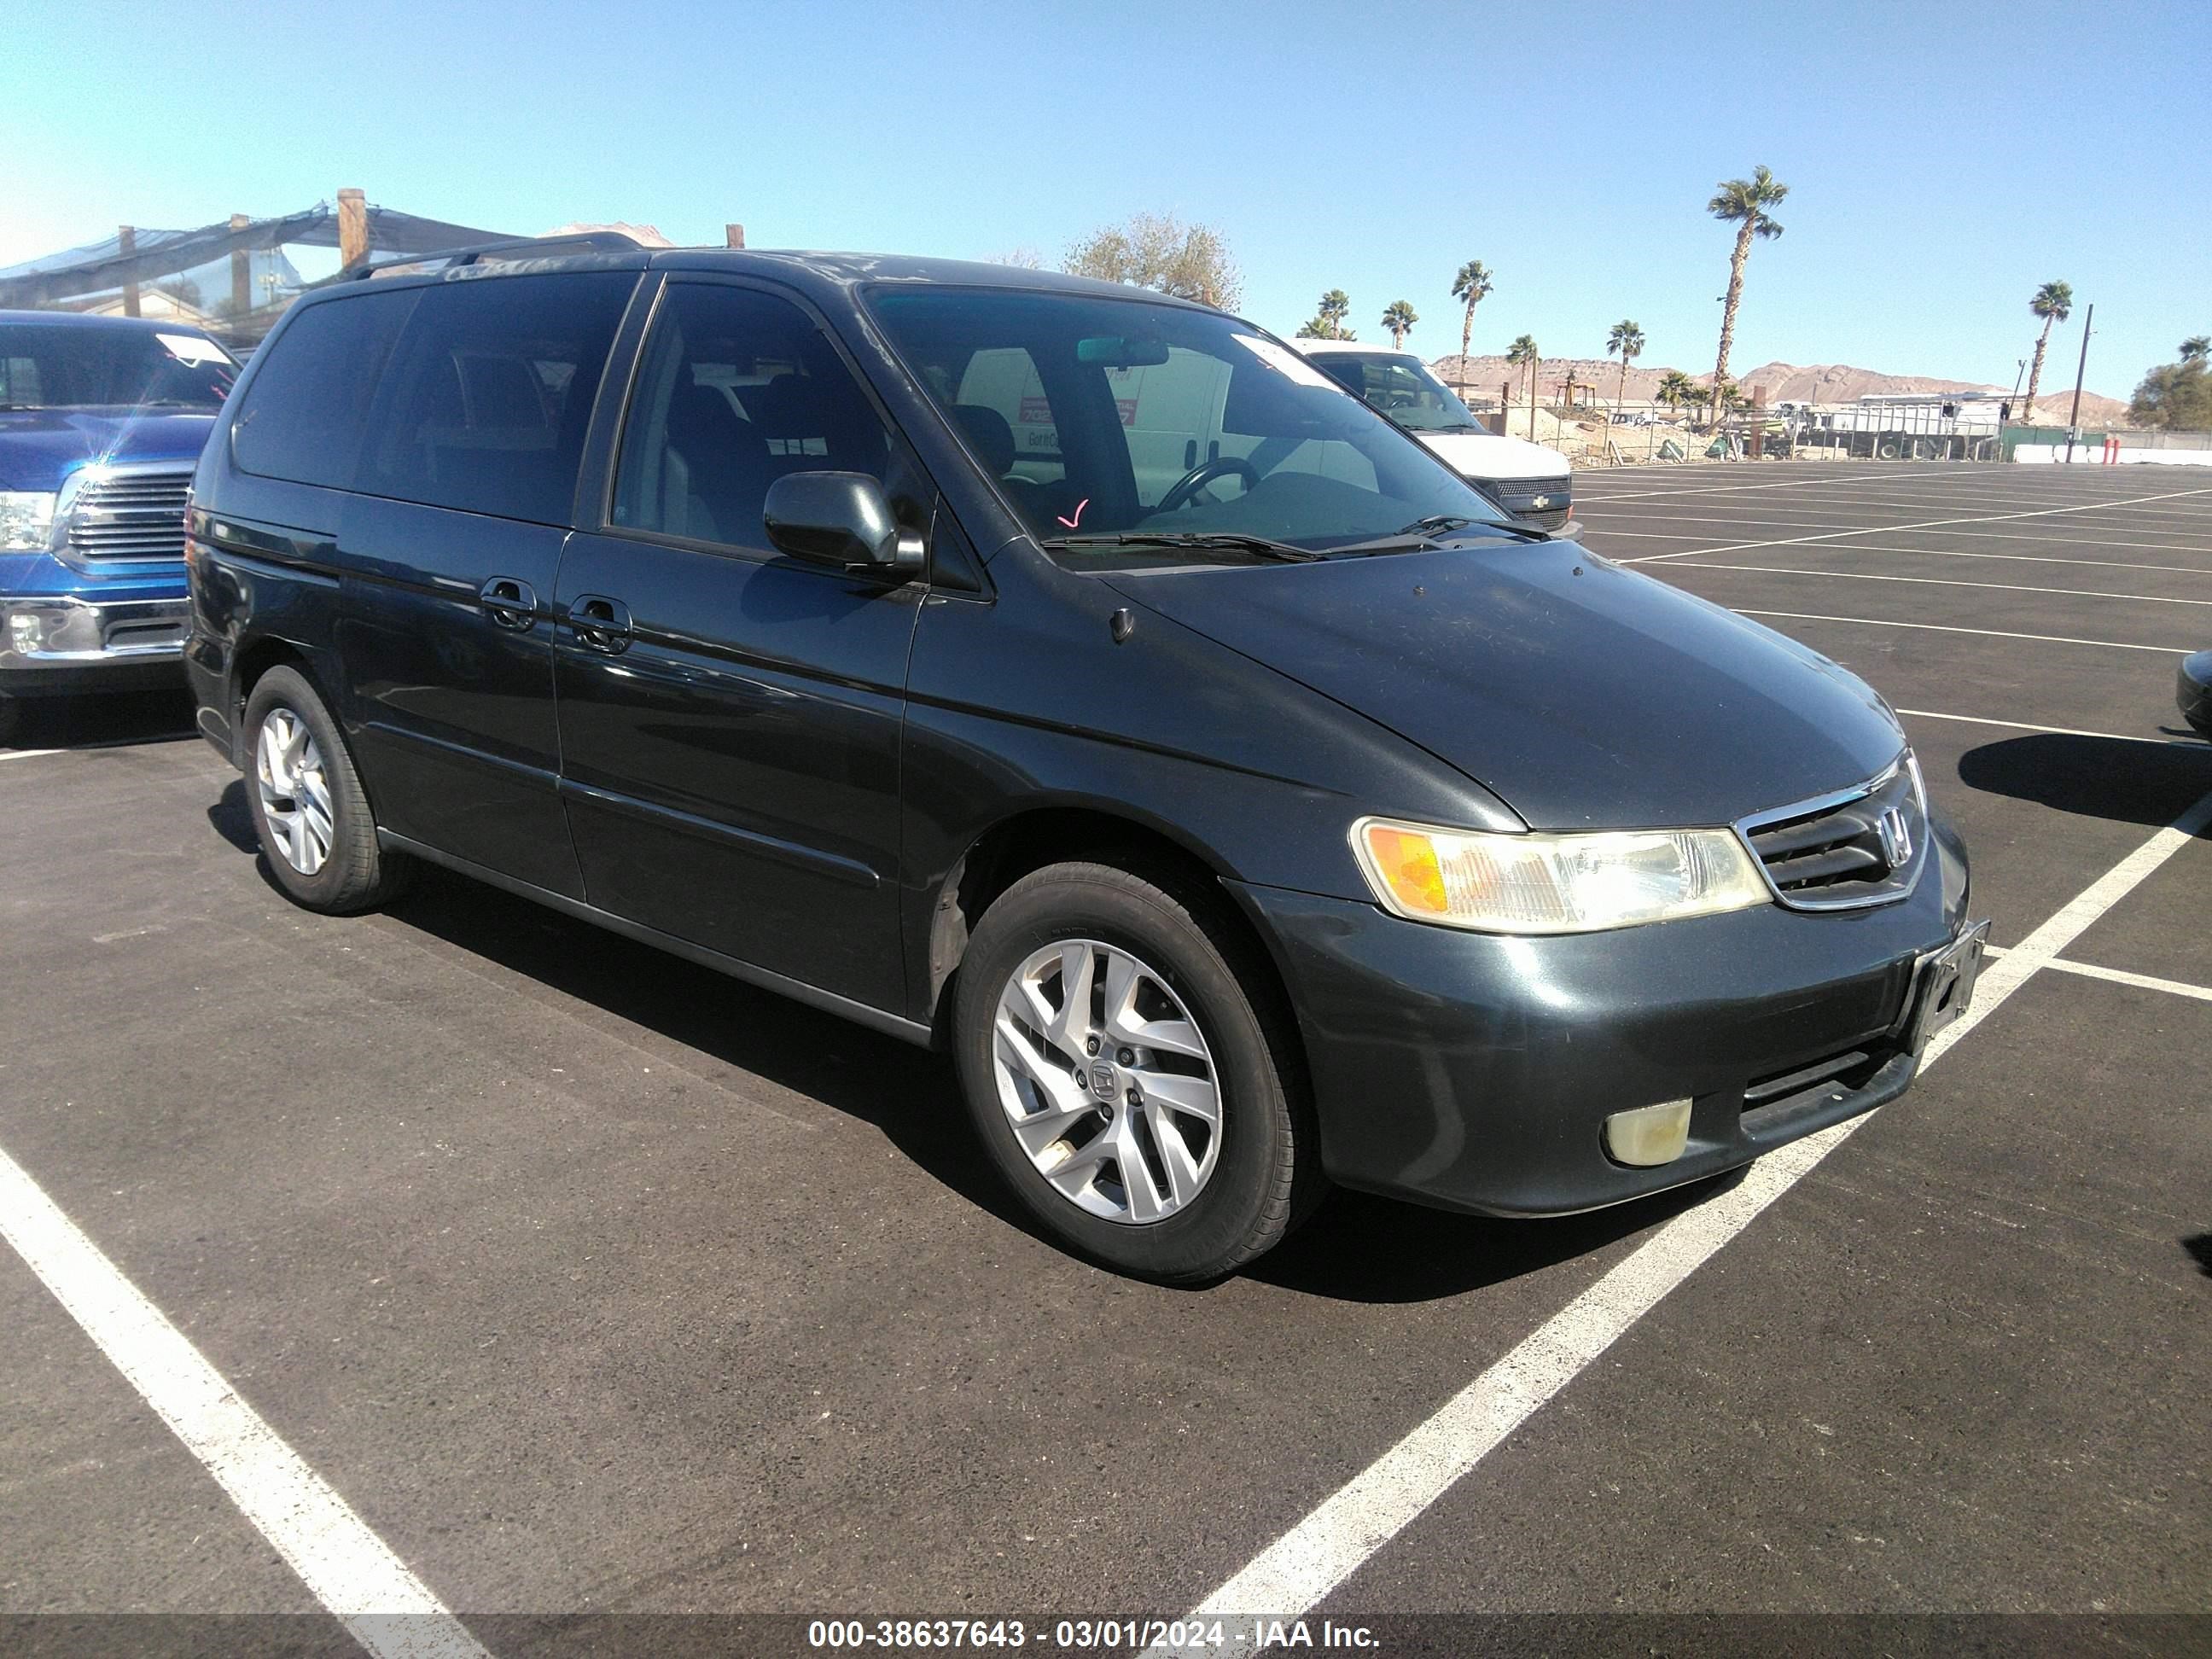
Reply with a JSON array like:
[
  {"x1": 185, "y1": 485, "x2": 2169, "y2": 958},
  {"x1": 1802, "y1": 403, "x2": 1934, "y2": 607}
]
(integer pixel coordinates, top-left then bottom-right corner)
[
  {"x1": 1150, "y1": 784, "x2": 2212, "y2": 1651},
  {"x1": 1748, "y1": 544, "x2": 2212, "y2": 577},
  {"x1": 1872, "y1": 527, "x2": 2212, "y2": 553},
  {"x1": 1733, "y1": 610, "x2": 2189, "y2": 654},
  {"x1": 1568, "y1": 473, "x2": 1959, "y2": 503},
  {"x1": 1981, "y1": 946, "x2": 2212, "y2": 1004},
  {"x1": 1621, "y1": 486, "x2": 2212, "y2": 566},
  {"x1": 0, "y1": 1145, "x2": 489, "y2": 1659},
  {"x1": 1673, "y1": 562, "x2": 2212, "y2": 608},
  {"x1": 1604, "y1": 533, "x2": 2212, "y2": 576},
  {"x1": 1892, "y1": 709, "x2": 2208, "y2": 747},
  {"x1": 0, "y1": 748, "x2": 65, "y2": 764},
  {"x1": 1597, "y1": 525, "x2": 2212, "y2": 557}
]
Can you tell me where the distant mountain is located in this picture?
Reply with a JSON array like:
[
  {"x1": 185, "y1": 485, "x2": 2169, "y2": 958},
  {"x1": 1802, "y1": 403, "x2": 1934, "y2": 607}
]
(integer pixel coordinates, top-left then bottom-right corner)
[{"x1": 1430, "y1": 353, "x2": 2130, "y2": 426}]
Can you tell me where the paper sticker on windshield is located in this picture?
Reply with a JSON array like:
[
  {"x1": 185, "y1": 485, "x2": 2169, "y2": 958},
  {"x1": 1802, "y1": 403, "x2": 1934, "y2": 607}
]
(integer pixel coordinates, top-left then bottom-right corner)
[
  {"x1": 1230, "y1": 335, "x2": 1340, "y2": 391},
  {"x1": 157, "y1": 333, "x2": 232, "y2": 366}
]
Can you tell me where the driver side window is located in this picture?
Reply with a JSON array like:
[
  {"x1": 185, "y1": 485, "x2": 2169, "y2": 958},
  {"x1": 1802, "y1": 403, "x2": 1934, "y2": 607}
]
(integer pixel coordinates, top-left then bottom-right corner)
[{"x1": 613, "y1": 283, "x2": 890, "y2": 552}]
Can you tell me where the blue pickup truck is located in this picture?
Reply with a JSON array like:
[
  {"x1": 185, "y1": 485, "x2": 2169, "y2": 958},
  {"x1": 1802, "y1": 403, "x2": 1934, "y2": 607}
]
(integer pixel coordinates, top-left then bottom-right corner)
[{"x1": 1, "y1": 311, "x2": 236, "y2": 743}]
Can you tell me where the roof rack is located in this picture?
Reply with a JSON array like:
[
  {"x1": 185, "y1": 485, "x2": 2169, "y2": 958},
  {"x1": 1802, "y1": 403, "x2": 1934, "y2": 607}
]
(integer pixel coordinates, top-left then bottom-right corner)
[{"x1": 349, "y1": 230, "x2": 645, "y2": 281}]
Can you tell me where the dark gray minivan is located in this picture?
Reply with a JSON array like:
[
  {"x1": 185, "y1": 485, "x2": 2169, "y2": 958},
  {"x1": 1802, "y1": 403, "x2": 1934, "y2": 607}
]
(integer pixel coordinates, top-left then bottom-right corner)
[{"x1": 185, "y1": 239, "x2": 1985, "y2": 1280}]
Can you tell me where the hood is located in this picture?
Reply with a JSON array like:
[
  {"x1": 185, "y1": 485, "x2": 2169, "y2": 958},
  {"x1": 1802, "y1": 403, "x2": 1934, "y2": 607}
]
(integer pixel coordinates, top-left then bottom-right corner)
[
  {"x1": 1106, "y1": 542, "x2": 1904, "y2": 830},
  {"x1": 0, "y1": 407, "x2": 217, "y2": 492},
  {"x1": 1414, "y1": 428, "x2": 1566, "y2": 482}
]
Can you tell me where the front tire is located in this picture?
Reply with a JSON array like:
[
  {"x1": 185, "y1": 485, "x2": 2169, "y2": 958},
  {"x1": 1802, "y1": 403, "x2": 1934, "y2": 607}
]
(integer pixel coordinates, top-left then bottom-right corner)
[
  {"x1": 242, "y1": 666, "x2": 410, "y2": 913},
  {"x1": 952, "y1": 860, "x2": 1319, "y2": 1282}
]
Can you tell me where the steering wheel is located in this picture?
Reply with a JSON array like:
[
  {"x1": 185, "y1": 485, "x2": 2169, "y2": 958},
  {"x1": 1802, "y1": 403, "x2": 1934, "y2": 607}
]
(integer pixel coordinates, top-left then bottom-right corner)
[{"x1": 1157, "y1": 456, "x2": 1260, "y2": 513}]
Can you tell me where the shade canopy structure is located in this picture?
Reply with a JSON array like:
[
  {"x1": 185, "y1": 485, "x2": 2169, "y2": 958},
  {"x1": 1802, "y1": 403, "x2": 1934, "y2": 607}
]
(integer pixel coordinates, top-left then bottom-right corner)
[{"x1": 0, "y1": 201, "x2": 516, "y2": 342}]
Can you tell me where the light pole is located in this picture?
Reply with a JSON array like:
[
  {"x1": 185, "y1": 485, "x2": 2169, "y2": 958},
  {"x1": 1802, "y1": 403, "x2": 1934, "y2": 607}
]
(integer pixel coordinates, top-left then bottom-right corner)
[{"x1": 2064, "y1": 304, "x2": 2094, "y2": 464}]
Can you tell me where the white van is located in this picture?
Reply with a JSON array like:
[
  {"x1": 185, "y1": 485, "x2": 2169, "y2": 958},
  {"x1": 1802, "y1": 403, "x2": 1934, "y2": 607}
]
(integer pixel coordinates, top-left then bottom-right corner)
[
  {"x1": 1294, "y1": 341, "x2": 1573, "y2": 529},
  {"x1": 952, "y1": 338, "x2": 1392, "y2": 519}
]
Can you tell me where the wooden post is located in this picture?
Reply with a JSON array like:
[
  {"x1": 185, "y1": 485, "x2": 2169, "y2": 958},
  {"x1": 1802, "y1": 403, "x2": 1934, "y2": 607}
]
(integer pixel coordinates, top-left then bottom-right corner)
[
  {"x1": 119, "y1": 226, "x2": 141, "y2": 317},
  {"x1": 229, "y1": 214, "x2": 251, "y2": 317},
  {"x1": 1749, "y1": 383, "x2": 1765, "y2": 459},
  {"x1": 338, "y1": 189, "x2": 369, "y2": 271},
  {"x1": 725, "y1": 223, "x2": 746, "y2": 248}
]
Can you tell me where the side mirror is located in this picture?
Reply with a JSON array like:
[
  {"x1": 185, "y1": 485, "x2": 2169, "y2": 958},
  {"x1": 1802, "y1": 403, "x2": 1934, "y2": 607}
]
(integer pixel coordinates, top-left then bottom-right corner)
[{"x1": 762, "y1": 472, "x2": 924, "y2": 579}]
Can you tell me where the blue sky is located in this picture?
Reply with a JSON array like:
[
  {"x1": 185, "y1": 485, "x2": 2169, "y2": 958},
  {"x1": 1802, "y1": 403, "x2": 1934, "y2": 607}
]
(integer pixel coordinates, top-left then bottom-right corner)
[{"x1": 11, "y1": 0, "x2": 2207, "y2": 398}]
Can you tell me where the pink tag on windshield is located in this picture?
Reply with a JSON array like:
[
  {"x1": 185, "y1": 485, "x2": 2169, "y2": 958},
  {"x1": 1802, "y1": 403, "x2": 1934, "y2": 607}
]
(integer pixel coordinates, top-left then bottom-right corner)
[{"x1": 1056, "y1": 498, "x2": 1090, "y2": 530}]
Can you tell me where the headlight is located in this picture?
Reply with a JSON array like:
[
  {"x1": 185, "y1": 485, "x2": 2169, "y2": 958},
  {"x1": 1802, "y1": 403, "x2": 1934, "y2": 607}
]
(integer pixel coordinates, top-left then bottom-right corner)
[
  {"x1": 1352, "y1": 816, "x2": 1773, "y2": 934},
  {"x1": 0, "y1": 491, "x2": 57, "y2": 551}
]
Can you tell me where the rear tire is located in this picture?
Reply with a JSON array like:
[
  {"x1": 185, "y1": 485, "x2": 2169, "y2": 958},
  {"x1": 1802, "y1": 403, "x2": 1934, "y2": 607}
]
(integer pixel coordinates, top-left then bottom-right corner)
[
  {"x1": 242, "y1": 666, "x2": 410, "y2": 913},
  {"x1": 0, "y1": 694, "x2": 20, "y2": 748},
  {"x1": 952, "y1": 860, "x2": 1321, "y2": 1282}
]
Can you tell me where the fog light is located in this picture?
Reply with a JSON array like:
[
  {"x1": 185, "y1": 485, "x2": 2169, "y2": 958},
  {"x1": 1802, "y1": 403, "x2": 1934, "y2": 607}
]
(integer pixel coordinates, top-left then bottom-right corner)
[
  {"x1": 9, "y1": 613, "x2": 42, "y2": 654},
  {"x1": 1604, "y1": 1097, "x2": 1692, "y2": 1167}
]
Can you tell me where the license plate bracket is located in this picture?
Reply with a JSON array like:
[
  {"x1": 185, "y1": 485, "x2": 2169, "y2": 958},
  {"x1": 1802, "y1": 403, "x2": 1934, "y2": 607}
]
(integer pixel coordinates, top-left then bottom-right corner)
[{"x1": 1904, "y1": 919, "x2": 1990, "y2": 1056}]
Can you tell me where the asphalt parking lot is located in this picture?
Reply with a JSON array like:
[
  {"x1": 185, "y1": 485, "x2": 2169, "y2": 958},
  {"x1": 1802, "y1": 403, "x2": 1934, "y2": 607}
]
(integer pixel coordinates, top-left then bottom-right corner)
[{"x1": 3, "y1": 461, "x2": 2209, "y2": 1656}]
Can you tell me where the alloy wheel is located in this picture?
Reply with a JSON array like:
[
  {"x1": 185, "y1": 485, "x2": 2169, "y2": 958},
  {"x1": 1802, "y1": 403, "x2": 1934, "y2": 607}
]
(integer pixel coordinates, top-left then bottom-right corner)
[
  {"x1": 255, "y1": 707, "x2": 335, "y2": 876},
  {"x1": 991, "y1": 939, "x2": 1222, "y2": 1224}
]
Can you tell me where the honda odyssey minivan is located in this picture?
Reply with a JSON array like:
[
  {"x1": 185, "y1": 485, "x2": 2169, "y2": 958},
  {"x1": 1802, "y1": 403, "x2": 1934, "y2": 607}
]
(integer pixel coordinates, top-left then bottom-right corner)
[{"x1": 184, "y1": 240, "x2": 1984, "y2": 1281}]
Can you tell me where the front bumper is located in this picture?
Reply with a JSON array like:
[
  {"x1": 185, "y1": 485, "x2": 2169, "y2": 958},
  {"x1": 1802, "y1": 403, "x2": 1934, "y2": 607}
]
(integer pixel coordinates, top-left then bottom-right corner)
[
  {"x1": 2179, "y1": 649, "x2": 2212, "y2": 734},
  {"x1": 0, "y1": 593, "x2": 191, "y2": 696},
  {"x1": 1232, "y1": 814, "x2": 1973, "y2": 1217}
]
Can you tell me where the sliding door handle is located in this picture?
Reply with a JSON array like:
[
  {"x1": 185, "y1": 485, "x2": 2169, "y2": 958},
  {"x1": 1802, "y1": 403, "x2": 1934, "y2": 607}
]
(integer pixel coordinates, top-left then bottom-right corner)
[
  {"x1": 565, "y1": 594, "x2": 632, "y2": 654},
  {"x1": 479, "y1": 576, "x2": 538, "y2": 631}
]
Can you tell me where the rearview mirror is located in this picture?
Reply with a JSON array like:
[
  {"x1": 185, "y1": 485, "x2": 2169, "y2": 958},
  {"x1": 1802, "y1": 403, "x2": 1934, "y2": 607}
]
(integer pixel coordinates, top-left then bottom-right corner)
[
  {"x1": 762, "y1": 472, "x2": 924, "y2": 579},
  {"x1": 1076, "y1": 334, "x2": 1172, "y2": 369}
]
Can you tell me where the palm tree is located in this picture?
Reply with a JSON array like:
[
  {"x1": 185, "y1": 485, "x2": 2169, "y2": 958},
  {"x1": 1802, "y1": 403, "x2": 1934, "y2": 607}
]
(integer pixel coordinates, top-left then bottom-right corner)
[
  {"x1": 1382, "y1": 300, "x2": 1418, "y2": 349},
  {"x1": 1506, "y1": 334, "x2": 1541, "y2": 441},
  {"x1": 2021, "y1": 281, "x2": 2073, "y2": 423},
  {"x1": 1708, "y1": 165, "x2": 1788, "y2": 425},
  {"x1": 2180, "y1": 335, "x2": 2210, "y2": 366},
  {"x1": 1606, "y1": 319, "x2": 1645, "y2": 410},
  {"x1": 1319, "y1": 289, "x2": 1352, "y2": 339},
  {"x1": 1450, "y1": 260, "x2": 1493, "y2": 389}
]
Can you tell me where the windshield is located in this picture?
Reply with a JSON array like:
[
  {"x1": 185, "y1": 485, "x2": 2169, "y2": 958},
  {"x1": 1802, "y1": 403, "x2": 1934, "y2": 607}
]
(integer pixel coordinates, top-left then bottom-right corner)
[
  {"x1": 866, "y1": 288, "x2": 1509, "y2": 565},
  {"x1": 1307, "y1": 351, "x2": 1490, "y2": 434},
  {"x1": 0, "y1": 323, "x2": 238, "y2": 411}
]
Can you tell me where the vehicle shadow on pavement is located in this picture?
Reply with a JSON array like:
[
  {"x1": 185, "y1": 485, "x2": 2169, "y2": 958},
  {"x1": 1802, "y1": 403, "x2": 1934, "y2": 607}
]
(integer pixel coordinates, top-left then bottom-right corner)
[
  {"x1": 1245, "y1": 1173, "x2": 1743, "y2": 1304},
  {"x1": 209, "y1": 777, "x2": 259, "y2": 853},
  {"x1": 1954, "y1": 734, "x2": 2212, "y2": 830},
  {"x1": 0, "y1": 687, "x2": 195, "y2": 753},
  {"x1": 375, "y1": 863, "x2": 1049, "y2": 1242}
]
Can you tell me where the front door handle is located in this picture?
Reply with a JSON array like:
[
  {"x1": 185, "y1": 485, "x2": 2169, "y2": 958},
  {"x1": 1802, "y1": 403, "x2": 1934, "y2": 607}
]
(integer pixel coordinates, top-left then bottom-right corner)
[
  {"x1": 566, "y1": 594, "x2": 632, "y2": 655},
  {"x1": 479, "y1": 576, "x2": 538, "y2": 632}
]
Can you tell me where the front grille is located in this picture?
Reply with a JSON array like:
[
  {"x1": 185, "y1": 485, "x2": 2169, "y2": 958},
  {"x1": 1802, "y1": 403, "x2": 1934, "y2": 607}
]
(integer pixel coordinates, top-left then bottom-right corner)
[
  {"x1": 1483, "y1": 474, "x2": 1571, "y2": 528},
  {"x1": 1738, "y1": 758, "x2": 1926, "y2": 910},
  {"x1": 65, "y1": 469, "x2": 193, "y2": 562}
]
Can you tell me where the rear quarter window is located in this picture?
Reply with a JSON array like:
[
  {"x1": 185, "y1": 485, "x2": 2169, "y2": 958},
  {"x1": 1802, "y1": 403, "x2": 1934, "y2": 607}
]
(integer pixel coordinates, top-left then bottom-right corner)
[
  {"x1": 230, "y1": 291, "x2": 417, "y2": 489},
  {"x1": 359, "y1": 271, "x2": 636, "y2": 525}
]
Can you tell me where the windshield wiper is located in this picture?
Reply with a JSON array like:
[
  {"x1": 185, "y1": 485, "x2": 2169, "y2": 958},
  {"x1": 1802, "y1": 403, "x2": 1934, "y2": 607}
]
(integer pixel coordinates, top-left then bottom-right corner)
[
  {"x1": 1403, "y1": 514, "x2": 1557, "y2": 544},
  {"x1": 1322, "y1": 515, "x2": 1556, "y2": 556},
  {"x1": 1044, "y1": 532, "x2": 1322, "y2": 564}
]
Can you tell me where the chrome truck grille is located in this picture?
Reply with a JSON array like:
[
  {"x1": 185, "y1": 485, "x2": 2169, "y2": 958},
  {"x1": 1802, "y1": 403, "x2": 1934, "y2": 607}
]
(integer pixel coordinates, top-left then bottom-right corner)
[{"x1": 64, "y1": 468, "x2": 193, "y2": 562}]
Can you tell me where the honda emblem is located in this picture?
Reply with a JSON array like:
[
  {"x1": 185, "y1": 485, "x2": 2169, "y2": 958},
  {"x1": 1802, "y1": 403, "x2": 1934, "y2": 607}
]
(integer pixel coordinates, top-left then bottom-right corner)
[{"x1": 1878, "y1": 806, "x2": 1913, "y2": 870}]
